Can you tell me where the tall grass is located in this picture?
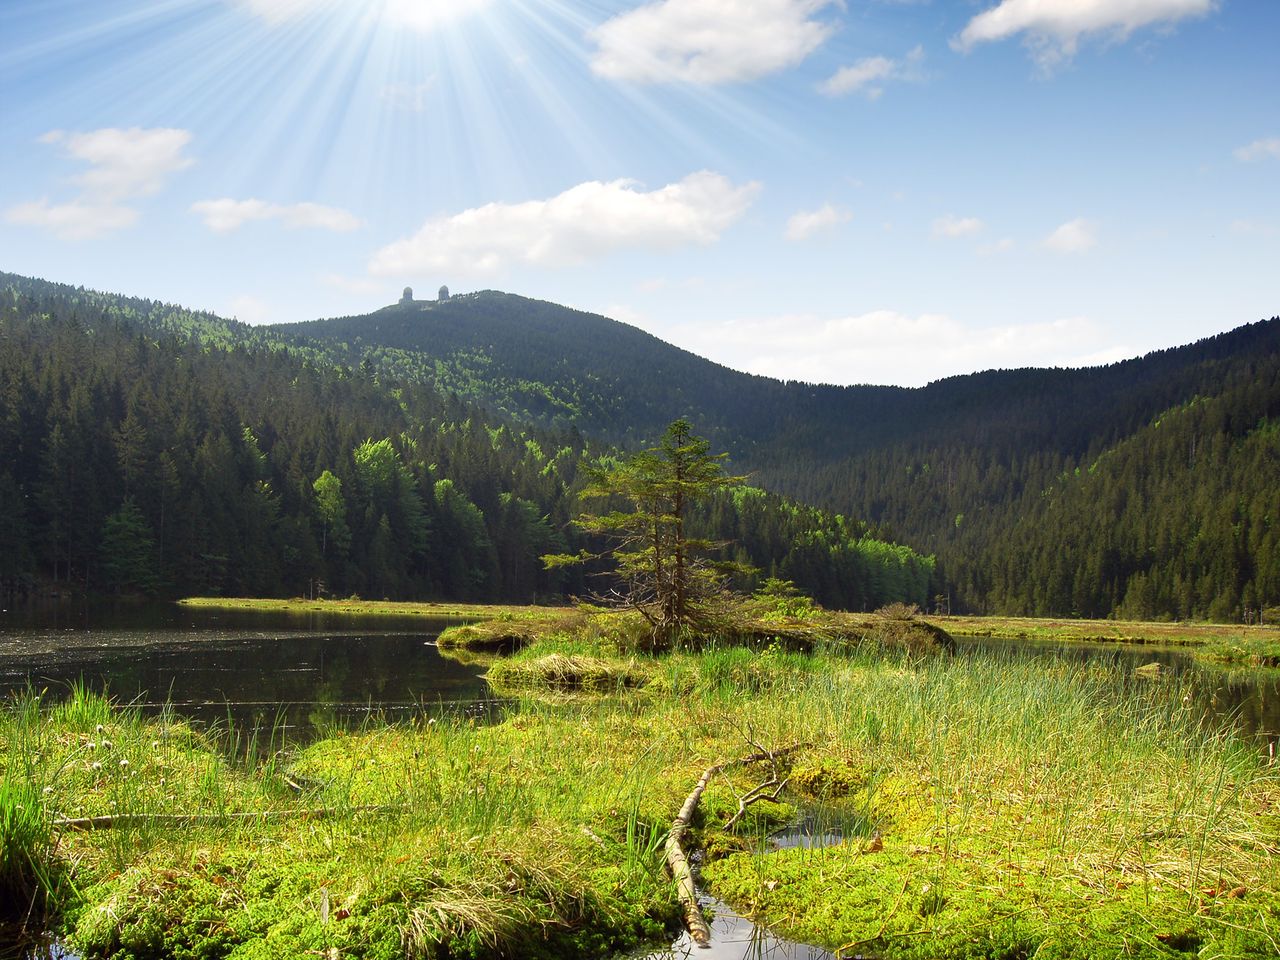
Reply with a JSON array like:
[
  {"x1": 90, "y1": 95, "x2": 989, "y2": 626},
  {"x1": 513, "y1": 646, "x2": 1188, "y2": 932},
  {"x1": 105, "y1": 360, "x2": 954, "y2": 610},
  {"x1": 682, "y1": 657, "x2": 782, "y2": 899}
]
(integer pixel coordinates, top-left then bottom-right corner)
[
  {"x1": 0, "y1": 777, "x2": 62, "y2": 919},
  {"x1": 0, "y1": 690, "x2": 69, "y2": 922},
  {"x1": 4, "y1": 643, "x2": 1276, "y2": 959}
]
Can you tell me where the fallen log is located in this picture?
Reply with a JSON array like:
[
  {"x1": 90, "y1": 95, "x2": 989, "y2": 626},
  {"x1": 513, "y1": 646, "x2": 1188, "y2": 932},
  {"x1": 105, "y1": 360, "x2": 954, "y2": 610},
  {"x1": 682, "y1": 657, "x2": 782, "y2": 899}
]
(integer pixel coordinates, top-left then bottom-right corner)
[{"x1": 665, "y1": 743, "x2": 805, "y2": 946}]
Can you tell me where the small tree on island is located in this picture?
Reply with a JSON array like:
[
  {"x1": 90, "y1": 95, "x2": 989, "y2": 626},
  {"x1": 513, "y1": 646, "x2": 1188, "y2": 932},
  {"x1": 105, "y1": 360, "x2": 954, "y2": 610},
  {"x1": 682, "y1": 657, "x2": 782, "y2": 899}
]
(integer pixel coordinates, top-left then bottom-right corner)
[{"x1": 544, "y1": 419, "x2": 751, "y2": 647}]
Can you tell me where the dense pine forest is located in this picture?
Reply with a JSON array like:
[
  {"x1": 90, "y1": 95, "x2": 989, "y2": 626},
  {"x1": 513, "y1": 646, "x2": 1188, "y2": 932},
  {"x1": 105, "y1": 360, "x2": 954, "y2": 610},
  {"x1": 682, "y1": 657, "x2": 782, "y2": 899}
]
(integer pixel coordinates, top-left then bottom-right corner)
[
  {"x1": 281, "y1": 290, "x2": 1280, "y2": 623},
  {"x1": 4, "y1": 271, "x2": 1276, "y2": 621},
  {"x1": 0, "y1": 272, "x2": 933, "y2": 610}
]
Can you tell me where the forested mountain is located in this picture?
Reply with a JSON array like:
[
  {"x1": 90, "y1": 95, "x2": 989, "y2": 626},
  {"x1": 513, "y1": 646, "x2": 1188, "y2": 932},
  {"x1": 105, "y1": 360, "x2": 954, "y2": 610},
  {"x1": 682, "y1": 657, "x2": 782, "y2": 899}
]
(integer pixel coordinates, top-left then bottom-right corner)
[
  {"x1": 4, "y1": 271, "x2": 1273, "y2": 621},
  {"x1": 0, "y1": 272, "x2": 933, "y2": 611},
  {"x1": 276, "y1": 290, "x2": 1280, "y2": 622}
]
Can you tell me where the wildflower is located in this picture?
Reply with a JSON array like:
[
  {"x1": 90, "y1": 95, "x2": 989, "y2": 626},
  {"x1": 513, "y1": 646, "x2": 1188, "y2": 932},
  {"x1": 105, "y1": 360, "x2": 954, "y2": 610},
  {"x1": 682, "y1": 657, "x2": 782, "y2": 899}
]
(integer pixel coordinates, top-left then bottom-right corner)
[
  {"x1": 119, "y1": 759, "x2": 129, "y2": 769},
  {"x1": 96, "y1": 724, "x2": 104, "y2": 734},
  {"x1": 87, "y1": 741, "x2": 96, "y2": 750},
  {"x1": 42, "y1": 786, "x2": 53, "y2": 795},
  {"x1": 101, "y1": 739, "x2": 113, "y2": 749},
  {"x1": 91, "y1": 761, "x2": 102, "y2": 771}
]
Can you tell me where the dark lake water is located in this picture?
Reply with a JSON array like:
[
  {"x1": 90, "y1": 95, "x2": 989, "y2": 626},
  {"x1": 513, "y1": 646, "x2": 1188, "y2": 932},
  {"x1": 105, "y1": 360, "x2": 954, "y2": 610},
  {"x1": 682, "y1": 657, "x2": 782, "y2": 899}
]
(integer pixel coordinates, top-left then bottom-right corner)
[{"x1": 0, "y1": 602, "x2": 491, "y2": 741}]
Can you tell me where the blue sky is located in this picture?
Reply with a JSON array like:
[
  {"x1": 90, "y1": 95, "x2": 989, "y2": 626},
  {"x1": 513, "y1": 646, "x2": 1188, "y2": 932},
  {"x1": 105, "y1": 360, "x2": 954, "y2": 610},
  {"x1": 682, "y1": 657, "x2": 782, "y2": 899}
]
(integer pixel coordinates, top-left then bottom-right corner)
[{"x1": 2, "y1": 0, "x2": 1277, "y2": 386}]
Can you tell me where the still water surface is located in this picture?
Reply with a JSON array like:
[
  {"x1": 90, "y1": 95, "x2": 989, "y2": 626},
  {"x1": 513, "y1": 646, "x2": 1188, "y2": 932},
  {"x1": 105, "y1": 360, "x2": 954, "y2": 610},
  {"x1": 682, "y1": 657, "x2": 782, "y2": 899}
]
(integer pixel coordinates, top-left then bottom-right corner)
[{"x1": 0, "y1": 603, "x2": 490, "y2": 740}]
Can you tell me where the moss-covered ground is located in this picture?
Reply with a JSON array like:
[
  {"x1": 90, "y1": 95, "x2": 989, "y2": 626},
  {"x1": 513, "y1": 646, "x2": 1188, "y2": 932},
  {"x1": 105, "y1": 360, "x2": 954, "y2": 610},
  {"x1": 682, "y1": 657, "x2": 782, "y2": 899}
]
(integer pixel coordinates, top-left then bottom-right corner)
[
  {"x1": 4, "y1": 606, "x2": 1279, "y2": 958},
  {"x1": 177, "y1": 596, "x2": 574, "y2": 623},
  {"x1": 179, "y1": 597, "x2": 1280, "y2": 650},
  {"x1": 1196, "y1": 637, "x2": 1280, "y2": 670},
  {"x1": 940, "y1": 613, "x2": 1280, "y2": 648}
]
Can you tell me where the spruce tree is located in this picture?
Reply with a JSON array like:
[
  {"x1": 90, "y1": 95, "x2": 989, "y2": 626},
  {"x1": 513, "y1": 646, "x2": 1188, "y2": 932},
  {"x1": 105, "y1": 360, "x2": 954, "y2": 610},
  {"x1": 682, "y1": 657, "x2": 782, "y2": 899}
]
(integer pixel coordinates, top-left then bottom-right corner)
[{"x1": 546, "y1": 419, "x2": 749, "y2": 646}]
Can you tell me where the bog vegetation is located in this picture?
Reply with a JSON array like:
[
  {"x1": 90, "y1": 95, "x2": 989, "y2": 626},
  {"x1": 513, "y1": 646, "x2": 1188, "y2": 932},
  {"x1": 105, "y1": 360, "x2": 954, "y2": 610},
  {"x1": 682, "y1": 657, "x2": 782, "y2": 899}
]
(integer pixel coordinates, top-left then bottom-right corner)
[{"x1": 2, "y1": 618, "x2": 1277, "y2": 959}]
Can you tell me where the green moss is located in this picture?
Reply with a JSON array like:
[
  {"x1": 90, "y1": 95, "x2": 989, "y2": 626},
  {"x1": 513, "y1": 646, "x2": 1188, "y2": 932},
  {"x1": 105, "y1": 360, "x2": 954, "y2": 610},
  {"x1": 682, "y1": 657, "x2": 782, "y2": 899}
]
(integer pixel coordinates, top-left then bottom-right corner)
[
  {"x1": 486, "y1": 653, "x2": 655, "y2": 692},
  {"x1": 705, "y1": 846, "x2": 1279, "y2": 959},
  {"x1": 436, "y1": 610, "x2": 584, "y2": 651},
  {"x1": 178, "y1": 597, "x2": 568, "y2": 622},
  {"x1": 6, "y1": 641, "x2": 1279, "y2": 960},
  {"x1": 1197, "y1": 637, "x2": 1280, "y2": 669},
  {"x1": 789, "y1": 758, "x2": 864, "y2": 799}
]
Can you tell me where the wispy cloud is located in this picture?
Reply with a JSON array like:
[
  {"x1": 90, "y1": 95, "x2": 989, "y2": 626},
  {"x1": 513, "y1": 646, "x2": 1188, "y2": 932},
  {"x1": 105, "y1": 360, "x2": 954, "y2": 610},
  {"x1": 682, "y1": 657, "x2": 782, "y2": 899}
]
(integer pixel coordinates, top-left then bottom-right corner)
[
  {"x1": 932, "y1": 213, "x2": 985, "y2": 238},
  {"x1": 5, "y1": 201, "x2": 138, "y2": 241},
  {"x1": 369, "y1": 171, "x2": 760, "y2": 276},
  {"x1": 953, "y1": 0, "x2": 1217, "y2": 70},
  {"x1": 669, "y1": 311, "x2": 1114, "y2": 387},
  {"x1": 227, "y1": 295, "x2": 271, "y2": 325},
  {"x1": 5, "y1": 127, "x2": 194, "y2": 239},
  {"x1": 821, "y1": 46, "x2": 925, "y2": 99},
  {"x1": 191, "y1": 198, "x2": 362, "y2": 233},
  {"x1": 1234, "y1": 137, "x2": 1280, "y2": 163},
  {"x1": 1044, "y1": 217, "x2": 1097, "y2": 253},
  {"x1": 589, "y1": 0, "x2": 836, "y2": 85},
  {"x1": 785, "y1": 203, "x2": 851, "y2": 241},
  {"x1": 40, "y1": 127, "x2": 194, "y2": 200}
]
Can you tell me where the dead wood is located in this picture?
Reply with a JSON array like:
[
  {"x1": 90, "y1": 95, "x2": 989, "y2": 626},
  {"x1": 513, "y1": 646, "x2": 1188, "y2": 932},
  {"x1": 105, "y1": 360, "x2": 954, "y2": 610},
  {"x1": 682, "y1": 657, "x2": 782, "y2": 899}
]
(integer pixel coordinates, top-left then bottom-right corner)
[{"x1": 665, "y1": 742, "x2": 805, "y2": 945}]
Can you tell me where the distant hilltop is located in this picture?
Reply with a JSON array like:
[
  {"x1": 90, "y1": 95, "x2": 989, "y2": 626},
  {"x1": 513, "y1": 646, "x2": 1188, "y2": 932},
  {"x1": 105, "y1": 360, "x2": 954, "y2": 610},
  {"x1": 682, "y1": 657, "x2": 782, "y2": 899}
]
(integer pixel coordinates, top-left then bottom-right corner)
[{"x1": 399, "y1": 285, "x2": 450, "y2": 304}]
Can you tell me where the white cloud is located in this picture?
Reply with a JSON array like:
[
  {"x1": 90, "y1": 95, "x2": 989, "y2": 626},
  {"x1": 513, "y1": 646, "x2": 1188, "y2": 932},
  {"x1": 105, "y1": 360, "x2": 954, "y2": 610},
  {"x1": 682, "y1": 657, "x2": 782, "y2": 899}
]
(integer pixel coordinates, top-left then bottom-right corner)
[
  {"x1": 5, "y1": 127, "x2": 193, "y2": 240},
  {"x1": 602, "y1": 303, "x2": 650, "y2": 329},
  {"x1": 932, "y1": 214, "x2": 985, "y2": 238},
  {"x1": 369, "y1": 171, "x2": 760, "y2": 277},
  {"x1": 191, "y1": 198, "x2": 362, "y2": 233},
  {"x1": 820, "y1": 46, "x2": 925, "y2": 99},
  {"x1": 785, "y1": 204, "x2": 851, "y2": 241},
  {"x1": 235, "y1": 0, "x2": 491, "y2": 31},
  {"x1": 821, "y1": 57, "x2": 895, "y2": 98},
  {"x1": 1234, "y1": 137, "x2": 1280, "y2": 163},
  {"x1": 1044, "y1": 218, "x2": 1097, "y2": 253},
  {"x1": 4, "y1": 200, "x2": 138, "y2": 241},
  {"x1": 227, "y1": 295, "x2": 272, "y2": 325},
  {"x1": 589, "y1": 0, "x2": 836, "y2": 85},
  {"x1": 41, "y1": 127, "x2": 194, "y2": 201},
  {"x1": 953, "y1": 0, "x2": 1216, "y2": 69},
  {"x1": 668, "y1": 311, "x2": 1112, "y2": 386}
]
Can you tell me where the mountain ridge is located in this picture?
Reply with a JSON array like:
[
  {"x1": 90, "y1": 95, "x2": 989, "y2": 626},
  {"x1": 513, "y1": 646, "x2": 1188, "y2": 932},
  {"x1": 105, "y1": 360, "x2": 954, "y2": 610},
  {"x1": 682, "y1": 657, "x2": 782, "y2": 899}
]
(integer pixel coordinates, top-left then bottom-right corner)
[{"x1": 274, "y1": 289, "x2": 1280, "y2": 620}]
